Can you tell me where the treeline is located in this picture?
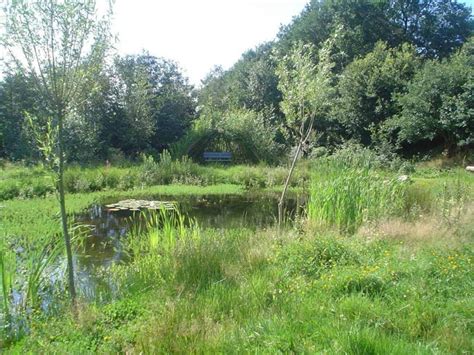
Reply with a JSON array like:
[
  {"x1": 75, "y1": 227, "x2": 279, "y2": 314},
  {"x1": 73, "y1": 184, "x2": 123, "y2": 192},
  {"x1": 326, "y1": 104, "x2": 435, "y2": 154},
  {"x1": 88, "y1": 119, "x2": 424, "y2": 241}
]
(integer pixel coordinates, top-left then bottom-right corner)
[
  {"x1": 196, "y1": 0, "x2": 473, "y2": 161},
  {"x1": 0, "y1": 0, "x2": 473, "y2": 163},
  {"x1": 0, "y1": 54, "x2": 196, "y2": 161}
]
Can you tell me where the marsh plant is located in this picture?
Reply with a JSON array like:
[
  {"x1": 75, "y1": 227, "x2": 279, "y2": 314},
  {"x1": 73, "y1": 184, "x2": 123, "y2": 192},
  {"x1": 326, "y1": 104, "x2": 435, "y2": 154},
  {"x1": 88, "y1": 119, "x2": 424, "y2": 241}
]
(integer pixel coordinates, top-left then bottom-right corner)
[
  {"x1": 126, "y1": 207, "x2": 199, "y2": 256},
  {"x1": 0, "y1": 238, "x2": 15, "y2": 333},
  {"x1": 308, "y1": 161, "x2": 407, "y2": 234},
  {"x1": 0, "y1": 233, "x2": 62, "y2": 344},
  {"x1": 439, "y1": 176, "x2": 471, "y2": 232}
]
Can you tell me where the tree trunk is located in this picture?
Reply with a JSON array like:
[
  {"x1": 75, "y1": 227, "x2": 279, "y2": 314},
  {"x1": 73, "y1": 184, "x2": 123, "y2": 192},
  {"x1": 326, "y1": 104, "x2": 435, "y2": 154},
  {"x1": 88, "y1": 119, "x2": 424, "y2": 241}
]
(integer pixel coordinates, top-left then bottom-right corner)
[
  {"x1": 278, "y1": 140, "x2": 303, "y2": 228},
  {"x1": 57, "y1": 115, "x2": 76, "y2": 305}
]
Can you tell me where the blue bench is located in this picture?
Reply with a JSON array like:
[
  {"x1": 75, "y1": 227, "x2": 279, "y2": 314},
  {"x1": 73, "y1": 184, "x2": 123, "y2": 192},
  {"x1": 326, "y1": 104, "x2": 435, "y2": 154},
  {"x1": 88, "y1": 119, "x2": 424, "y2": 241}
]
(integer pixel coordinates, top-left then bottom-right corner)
[{"x1": 203, "y1": 152, "x2": 232, "y2": 163}]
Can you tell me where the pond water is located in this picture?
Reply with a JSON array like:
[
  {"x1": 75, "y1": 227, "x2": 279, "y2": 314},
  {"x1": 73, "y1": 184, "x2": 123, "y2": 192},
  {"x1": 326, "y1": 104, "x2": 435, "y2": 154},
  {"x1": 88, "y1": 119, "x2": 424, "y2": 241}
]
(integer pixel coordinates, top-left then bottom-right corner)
[{"x1": 73, "y1": 192, "x2": 306, "y2": 299}]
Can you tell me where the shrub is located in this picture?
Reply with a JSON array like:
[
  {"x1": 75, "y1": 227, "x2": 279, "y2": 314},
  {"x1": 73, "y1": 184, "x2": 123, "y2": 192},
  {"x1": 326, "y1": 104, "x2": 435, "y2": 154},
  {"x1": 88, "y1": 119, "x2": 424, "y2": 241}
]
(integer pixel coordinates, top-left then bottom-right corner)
[
  {"x1": 0, "y1": 181, "x2": 21, "y2": 200},
  {"x1": 139, "y1": 151, "x2": 203, "y2": 186}
]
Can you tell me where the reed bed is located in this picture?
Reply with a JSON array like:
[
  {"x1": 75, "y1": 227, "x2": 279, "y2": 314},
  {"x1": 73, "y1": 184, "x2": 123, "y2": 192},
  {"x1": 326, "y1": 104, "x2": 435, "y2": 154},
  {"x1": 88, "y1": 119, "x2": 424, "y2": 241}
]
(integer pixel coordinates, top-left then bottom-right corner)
[{"x1": 308, "y1": 160, "x2": 407, "y2": 234}]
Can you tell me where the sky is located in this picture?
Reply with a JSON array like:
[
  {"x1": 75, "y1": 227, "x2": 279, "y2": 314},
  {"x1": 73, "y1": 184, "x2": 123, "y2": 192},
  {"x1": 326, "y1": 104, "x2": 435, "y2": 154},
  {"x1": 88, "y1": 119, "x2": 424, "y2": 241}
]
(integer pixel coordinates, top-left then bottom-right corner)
[
  {"x1": 111, "y1": 0, "x2": 309, "y2": 86},
  {"x1": 1, "y1": 0, "x2": 472, "y2": 85}
]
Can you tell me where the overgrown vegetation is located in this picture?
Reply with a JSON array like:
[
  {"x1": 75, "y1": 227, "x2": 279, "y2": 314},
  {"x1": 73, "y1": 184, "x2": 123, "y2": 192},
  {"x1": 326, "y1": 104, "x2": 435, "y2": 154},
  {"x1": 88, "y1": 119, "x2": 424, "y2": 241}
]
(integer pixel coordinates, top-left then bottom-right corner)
[
  {"x1": 0, "y1": 153, "x2": 311, "y2": 201},
  {"x1": 1, "y1": 152, "x2": 472, "y2": 351},
  {"x1": 0, "y1": 0, "x2": 473, "y2": 352}
]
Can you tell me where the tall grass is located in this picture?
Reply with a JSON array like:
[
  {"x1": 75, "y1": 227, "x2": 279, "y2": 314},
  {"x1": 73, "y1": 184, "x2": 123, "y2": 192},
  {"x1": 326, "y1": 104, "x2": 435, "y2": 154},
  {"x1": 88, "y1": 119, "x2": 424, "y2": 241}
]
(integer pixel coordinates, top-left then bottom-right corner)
[
  {"x1": 127, "y1": 207, "x2": 197, "y2": 255},
  {"x1": 308, "y1": 160, "x2": 407, "y2": 234},
  {"x1": 1, "y1": 158, "x2": 303, "y2": 200},
  {"x1": 0, "y1": 238, "x2": 15, "y2": 331},
  {"x1": 23, "y1": 236, "x2": 63, "y2": 310},
  {"x1": 0, "y1": 232, "x2": 63, "y2": 346}
]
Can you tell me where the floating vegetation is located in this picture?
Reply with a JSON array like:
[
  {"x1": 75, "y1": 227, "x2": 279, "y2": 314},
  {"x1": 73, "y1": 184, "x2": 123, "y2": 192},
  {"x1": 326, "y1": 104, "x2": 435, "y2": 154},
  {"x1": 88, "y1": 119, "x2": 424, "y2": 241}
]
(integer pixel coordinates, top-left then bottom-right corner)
[{"x1": 105, "y1": 199, "x2": 177, "y2": 212}]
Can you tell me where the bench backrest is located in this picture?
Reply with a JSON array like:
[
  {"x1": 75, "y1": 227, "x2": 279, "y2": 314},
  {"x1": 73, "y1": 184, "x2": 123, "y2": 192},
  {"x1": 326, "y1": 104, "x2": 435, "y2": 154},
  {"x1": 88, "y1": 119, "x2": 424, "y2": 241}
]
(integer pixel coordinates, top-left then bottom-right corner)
[{"x1": 203, "y1": 152, "x2": 232, "y2": 161}]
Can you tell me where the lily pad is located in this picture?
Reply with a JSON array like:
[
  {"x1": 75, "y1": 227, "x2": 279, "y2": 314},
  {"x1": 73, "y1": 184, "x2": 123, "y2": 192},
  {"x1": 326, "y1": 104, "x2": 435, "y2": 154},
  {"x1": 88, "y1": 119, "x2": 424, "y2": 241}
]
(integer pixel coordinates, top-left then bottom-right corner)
[{"x1": 105, "y1": 199, "x2": 177, "y2": 212}]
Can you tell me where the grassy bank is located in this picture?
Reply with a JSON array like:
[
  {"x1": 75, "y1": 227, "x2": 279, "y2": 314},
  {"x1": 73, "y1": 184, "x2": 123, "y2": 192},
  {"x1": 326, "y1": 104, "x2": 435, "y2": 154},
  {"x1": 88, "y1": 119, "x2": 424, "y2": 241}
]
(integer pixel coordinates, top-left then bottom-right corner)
[
  {"x1": 0, "y1": 184, "x2": 243, "y2": 243},
  {"x1": 0, "y1": 157, "x2": 308, "y2": 201}
]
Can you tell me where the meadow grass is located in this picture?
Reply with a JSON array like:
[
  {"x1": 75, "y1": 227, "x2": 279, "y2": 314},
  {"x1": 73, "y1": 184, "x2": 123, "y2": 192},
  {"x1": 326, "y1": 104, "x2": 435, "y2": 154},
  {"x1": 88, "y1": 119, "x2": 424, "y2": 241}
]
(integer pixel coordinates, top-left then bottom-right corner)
[
  {"x1": 6, "y1": 223, "x2": 473, "y2": 353},
  {"x1": 308, "y1": 162, "x2": 407, "y2": 234}
]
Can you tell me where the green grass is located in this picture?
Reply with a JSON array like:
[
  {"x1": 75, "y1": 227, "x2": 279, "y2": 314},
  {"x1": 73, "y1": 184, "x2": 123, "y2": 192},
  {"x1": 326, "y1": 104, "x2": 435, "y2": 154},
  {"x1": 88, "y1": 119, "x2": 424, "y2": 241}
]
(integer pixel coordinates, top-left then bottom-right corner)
[
  {"x1": 0, "y1": 159, "x2": 307, "y2": 201},
  {"x1": 308, "y1": 161, "x2": 407, "y2": 234},
  {"x1": 1, "y1": 158, "x2": 473, "y2": 352},
  {"x1": 6, "y1": 227, "x2": 473, "y2": 353},
  {"x1": 0, "y1": 184, "x2": 243, "y2": 244}
]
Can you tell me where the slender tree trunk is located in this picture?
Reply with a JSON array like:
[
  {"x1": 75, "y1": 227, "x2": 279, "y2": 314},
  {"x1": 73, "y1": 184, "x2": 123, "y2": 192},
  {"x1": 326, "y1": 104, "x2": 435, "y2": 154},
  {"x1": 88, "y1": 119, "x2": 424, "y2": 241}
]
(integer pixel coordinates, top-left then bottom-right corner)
[
  {"x1": 278, "y1": 140, "x2": 303, "y2": 228},
  {"x1": 57, "y1": 115, "x2": 76, "y2": 305}
]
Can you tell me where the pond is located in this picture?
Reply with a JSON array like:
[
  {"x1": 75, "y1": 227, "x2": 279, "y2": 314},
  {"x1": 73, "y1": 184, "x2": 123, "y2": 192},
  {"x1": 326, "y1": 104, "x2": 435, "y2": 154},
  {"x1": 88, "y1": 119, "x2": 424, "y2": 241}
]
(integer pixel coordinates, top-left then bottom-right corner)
[{"x1": 73, "y1": 192, "x2": 306, "y2": 300}]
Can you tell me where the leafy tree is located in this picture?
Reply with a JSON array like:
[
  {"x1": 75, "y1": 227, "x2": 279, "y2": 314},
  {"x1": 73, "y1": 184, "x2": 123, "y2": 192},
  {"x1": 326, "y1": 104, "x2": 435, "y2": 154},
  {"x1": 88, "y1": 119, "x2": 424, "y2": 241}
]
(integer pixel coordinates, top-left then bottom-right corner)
[
  {"x1": 387, "y1": 0, "x2": 473, "y2": 58},
  {"x1": 278, "y1": 0, "x2": 472, "y2": 68},
  {"x1": 114, "y1": 53, "x2": 196, "y2": 154},
  {"x1": 0, "y1": 73, "x2": 43, "y2": 159},
  {"x1": 62, "y1": 67, "x2": 116, "y2": 161},
  {"x1": 275, "y1": 41, "x2": 334, "y2": 225},
  {"x1": 277, "y1": 0, "x2": 399, "y2": 70},
  {"x1": 389, "y1": 38, "x2": 474, "y2": 154},
  {"x1": 2, "y1": 0, "x2": 112, "y2": 304},
  {"x1": 197, "y1": 66, "x2": 229, "y2": 114},
  {"x1": 197, "y1": 44, "x2": 283, "y2": 130},
  {"x1": 114, "y1": 56, "x2": 155, "y2": 154},
  {"x1": 225, "y1": 43, "x2": 282, "y2": 115},
  {"x1": 333, "y1": 42, "x2": 420, "y2": 145}
]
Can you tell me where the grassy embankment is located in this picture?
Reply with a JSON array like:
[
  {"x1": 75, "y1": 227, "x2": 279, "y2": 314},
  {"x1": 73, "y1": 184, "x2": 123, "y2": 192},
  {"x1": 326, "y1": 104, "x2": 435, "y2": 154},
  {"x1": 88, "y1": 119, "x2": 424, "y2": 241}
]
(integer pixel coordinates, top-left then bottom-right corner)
[
  {"x1": 1, "y1": 156, "x2": 473, "y2": 353},
  {"x1": 0, "y1": 155, "x2": 307, "y2": 201}
]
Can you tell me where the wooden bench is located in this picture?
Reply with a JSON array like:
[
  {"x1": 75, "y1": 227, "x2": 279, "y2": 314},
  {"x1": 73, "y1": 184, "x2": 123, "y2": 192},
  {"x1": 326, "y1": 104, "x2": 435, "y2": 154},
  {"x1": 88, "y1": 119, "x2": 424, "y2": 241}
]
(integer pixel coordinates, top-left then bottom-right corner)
[{"x1": 203, "y1": 152, "x2": 232, "y2": 163}]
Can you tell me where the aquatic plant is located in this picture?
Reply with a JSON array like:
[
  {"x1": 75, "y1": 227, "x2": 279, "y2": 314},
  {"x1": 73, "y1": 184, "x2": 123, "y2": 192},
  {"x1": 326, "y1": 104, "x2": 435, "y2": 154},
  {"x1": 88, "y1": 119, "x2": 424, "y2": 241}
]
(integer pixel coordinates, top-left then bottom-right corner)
[
  {"x1": 0, "y1": 238, "x2": 15, "y2": 331},
  {"x1": 127, "y1": 207, "x2": 197, "y2": 256},
  {"x1": 308, "y1": 161, "x2": 407, "y2": 234}
]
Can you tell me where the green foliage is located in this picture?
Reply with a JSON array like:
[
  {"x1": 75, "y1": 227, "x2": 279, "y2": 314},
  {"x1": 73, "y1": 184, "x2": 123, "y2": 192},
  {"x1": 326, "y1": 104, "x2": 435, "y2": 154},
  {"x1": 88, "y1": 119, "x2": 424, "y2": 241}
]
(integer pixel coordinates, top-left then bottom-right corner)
[
  {"x1": 278, "y1": 0, "x2": 472, "y2": 61},
  {"x1": 334, "y1": 42, "x2": 420, "y2": 145},
  {"x1": 173, "y1": 109, "x2": 283, "y2": 164},
  {"x1": 197, "y1": 43, "x2": 282, "y2": 119},
  {"x1": 6, "y1": 222, "x2": 474, "y2": 353},
  {"x1": 1, "y1": 160, "x2": 473, "y2": 352},
  {"x1": 0, "y1": 238, "x2": 15, "y2": 329},
  {"x1": 139, "y1": 150, "x2": 205, "y2": 185},
  {"x1": 276, "y1": 41, "x2": 334, "y2": 138},
  {"x1": 111, "y1": 54, "x2": 196, "y2": 154},
  {"x1": 308, "y1": 159, "x2": 408, "y2": 234},
  {"x1": 388, "y1": 38, "x2": 474, "y2": 153}
]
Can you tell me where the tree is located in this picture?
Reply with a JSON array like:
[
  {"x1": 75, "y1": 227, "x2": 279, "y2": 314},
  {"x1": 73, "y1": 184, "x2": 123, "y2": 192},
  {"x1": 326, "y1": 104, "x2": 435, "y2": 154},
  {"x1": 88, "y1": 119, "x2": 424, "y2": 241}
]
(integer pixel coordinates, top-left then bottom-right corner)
[
  {"x1": 387, "y1": 0, "x2": 473, "y2": 58},
  {"x1": 113, "y1": 53, "x2": 196, "y2": 154},
  {"x1": 277, "y1": 0, "x2": 472, "y2": 68},
  {"x1": 389, "y1": 38, "x2": 474, "y2": 155},
  {"x1": 275, "y1": 41, "x2": 334, "y2": 226},
  {"x1": 2, "y1": 0, "x2": 112, "y2": 305},
  {"x1": 277, "y1": 0, "x2": 399, "y2": 70},
  {"x1": 333, "y1": 42, "x2": 420, "y2": 145},
  {"x1": 0, "y1": 73, "x2": 43, "y2": 159}
]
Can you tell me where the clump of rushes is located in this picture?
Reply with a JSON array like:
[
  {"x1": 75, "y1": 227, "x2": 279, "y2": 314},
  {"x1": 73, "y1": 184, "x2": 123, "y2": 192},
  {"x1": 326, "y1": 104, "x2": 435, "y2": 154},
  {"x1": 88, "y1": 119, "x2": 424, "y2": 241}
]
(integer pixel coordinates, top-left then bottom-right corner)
[
  {"x1": 308, "y1": 161, "x2": 407, "y2": 234},
  {"x1": 0, "y1": 238, "x2": 15, "y2": 337},
  {"x1": 126, "y1": 207, "x2": 198, "y2": 257}
]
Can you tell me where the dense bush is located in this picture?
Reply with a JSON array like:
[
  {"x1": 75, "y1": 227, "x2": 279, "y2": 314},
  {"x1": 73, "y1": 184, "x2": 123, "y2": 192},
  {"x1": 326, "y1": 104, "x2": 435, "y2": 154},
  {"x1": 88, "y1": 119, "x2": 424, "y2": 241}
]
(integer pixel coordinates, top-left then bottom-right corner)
[{"x1": 387, "y1": 38, "x2": 474, "y2": 154}]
